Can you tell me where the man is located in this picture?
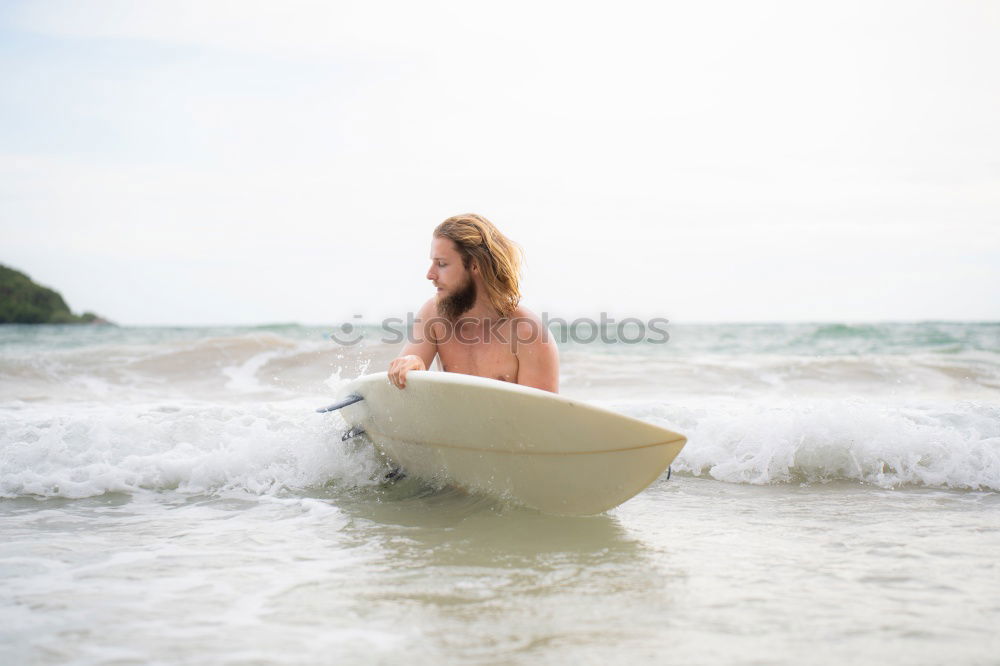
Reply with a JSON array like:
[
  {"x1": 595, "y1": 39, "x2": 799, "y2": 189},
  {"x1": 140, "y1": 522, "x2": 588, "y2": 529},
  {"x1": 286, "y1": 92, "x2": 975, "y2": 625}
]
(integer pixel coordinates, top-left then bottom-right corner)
[{"x1": 388, "y1": 213, "x2": 559, "y2": 393}]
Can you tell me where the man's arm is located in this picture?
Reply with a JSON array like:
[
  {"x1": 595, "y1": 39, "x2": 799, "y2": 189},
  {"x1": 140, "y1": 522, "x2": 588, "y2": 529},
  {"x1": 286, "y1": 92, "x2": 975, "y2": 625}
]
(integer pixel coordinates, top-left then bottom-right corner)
[
  {"x1": 514, "y1": 318, "x2": 559, "y2": 393},
  {"x1": 388, "y1": 299, "x2": 437, "y2": 389}
]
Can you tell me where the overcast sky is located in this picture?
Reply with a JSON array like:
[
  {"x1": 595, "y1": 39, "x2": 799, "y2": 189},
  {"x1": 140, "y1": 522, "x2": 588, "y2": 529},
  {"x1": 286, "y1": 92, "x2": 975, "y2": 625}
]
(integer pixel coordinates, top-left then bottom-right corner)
[{"x1": 1, "y1": 0, "x2": 997, "y2": 325}]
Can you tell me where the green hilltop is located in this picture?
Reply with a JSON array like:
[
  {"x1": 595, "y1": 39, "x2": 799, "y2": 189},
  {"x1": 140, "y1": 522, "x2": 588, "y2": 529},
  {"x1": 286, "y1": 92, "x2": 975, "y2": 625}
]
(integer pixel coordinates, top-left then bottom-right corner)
[{"x1": 0, "y1": 264, "x2": 111, "y2": 324}]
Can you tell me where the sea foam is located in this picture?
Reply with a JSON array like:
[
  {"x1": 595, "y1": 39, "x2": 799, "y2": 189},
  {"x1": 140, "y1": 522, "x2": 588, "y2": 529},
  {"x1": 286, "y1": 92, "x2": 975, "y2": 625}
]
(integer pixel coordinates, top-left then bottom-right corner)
[
  {"x1": 626, "y1": 397, "x2": 1000, "y2": 490},
  {"x1": 0, "y1": 401, "x2": 383, "y2": 499},
  {"x1": 4, "y1": 395, "x2": 998, "y2": 500}
]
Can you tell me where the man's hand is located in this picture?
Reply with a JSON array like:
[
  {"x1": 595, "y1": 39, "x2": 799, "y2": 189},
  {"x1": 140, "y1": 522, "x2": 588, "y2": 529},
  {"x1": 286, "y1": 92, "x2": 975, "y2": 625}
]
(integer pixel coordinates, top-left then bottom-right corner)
[{"x1": 388, "y1": 354, "x2": 426, "y2": 389}]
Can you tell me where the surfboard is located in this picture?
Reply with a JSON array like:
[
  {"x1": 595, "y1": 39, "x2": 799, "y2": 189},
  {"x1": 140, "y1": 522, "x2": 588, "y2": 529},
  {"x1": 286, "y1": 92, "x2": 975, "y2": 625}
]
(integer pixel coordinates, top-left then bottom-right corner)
[{"x1": 334, "y1": 371, "x2": 686, "y2": 515}]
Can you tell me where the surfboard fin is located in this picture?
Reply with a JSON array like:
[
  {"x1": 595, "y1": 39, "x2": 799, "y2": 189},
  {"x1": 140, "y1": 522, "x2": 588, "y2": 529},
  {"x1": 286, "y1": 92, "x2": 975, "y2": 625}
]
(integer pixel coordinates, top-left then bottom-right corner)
[
  {"x1": 341, "y1": 426, "x2": 366, "y2": 442},
  {"x1": 316, "y1": 393, "x2": 364, "y2": 413},
  {"x1": 384, "y1": 467, "x2": 406, "y2": 481}
]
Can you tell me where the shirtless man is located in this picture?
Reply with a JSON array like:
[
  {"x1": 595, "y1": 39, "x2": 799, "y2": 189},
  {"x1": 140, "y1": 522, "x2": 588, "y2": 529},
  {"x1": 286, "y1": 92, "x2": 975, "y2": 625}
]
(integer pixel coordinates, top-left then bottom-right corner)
[{"x1": 387, "y1": 213, "x2": 559, "y2": 393}]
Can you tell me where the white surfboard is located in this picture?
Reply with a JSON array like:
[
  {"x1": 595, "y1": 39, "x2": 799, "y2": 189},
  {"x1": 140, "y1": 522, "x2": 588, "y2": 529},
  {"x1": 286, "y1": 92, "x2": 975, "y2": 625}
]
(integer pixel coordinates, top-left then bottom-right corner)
[{"x1": 333, "y1": 371, "x2": 686, "y2": 515}]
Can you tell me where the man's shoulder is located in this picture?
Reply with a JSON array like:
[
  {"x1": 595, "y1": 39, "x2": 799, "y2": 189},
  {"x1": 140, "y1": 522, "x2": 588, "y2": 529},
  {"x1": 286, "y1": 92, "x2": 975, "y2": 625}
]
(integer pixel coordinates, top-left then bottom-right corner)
[
  {"x1": 416, "y1": 298, "x2": 438, "y2": 319},
  {"x1": 413, "y1": 299, "x2": 443, "y2": 344},
  {"x1": 510, "y1": 305, "x2": 543, "y2": 325},
  {"x1": 510, "y1": 306, "x2": 554, "y2": 348}
]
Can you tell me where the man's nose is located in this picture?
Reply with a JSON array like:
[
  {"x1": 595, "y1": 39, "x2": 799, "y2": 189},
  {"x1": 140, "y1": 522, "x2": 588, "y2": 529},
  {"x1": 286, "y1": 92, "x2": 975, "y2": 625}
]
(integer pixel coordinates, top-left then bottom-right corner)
[{"x1": 426, "y1": 266, "x2": 436, "y2": 281}]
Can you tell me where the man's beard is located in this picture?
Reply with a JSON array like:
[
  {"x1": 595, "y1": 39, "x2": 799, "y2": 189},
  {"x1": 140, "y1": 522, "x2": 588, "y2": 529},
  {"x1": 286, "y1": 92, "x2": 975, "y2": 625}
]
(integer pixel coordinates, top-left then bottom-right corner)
[{"x1": 437, "y1": 275, "x2": 477, "y2": 321}]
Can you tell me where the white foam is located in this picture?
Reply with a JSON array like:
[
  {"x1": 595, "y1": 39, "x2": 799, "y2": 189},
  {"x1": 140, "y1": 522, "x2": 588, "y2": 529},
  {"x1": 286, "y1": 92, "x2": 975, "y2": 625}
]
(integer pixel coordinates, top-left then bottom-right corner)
[
  {"x1": 618, "y1": 397, "x2": 1000, "y2": 490},
  {"x1": 222, "y1": 349, "x2": 287, "y2": 393},
  {"x1": 0, "y1": 400, "x2": 383, "y2": 499}
]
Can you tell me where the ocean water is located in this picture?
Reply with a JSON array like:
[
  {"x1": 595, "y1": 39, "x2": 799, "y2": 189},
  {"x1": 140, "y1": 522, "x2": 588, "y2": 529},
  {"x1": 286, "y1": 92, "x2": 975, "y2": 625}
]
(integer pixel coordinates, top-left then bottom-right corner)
[{"x1": 1, "y1": 321, "x2": 998, "y2": 665}]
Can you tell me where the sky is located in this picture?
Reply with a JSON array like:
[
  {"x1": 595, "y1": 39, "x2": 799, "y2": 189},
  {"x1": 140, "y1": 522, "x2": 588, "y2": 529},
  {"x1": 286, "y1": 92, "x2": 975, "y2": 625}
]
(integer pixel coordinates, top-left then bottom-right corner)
[{"x1": 1, "y1": 0, "x2": 997, "y2": 325}]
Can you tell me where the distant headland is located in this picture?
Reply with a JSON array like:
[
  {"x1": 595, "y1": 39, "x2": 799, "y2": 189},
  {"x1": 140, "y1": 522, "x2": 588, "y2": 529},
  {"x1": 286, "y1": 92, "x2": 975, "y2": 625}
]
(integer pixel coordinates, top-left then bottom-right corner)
[{"x1": 0, "y1": 264, "x2": 113, "y2": 325}]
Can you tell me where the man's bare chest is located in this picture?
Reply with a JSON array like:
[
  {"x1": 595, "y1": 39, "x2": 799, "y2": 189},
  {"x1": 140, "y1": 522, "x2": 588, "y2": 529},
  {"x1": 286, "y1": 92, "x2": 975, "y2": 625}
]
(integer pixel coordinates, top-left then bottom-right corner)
[{"x1": 434, "y1": 324, "x2": 519, "y2": 383}]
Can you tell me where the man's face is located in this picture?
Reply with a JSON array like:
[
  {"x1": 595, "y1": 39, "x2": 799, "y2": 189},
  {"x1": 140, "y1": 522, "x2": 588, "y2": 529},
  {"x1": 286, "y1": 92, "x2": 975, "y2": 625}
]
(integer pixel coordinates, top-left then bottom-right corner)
[{"x1": 427, "y1": 236, "x2": 476, "y2": 320}]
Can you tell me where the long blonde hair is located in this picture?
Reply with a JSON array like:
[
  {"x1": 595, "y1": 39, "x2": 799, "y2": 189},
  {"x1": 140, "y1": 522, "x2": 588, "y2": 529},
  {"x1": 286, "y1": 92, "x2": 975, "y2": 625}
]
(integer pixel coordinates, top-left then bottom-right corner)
[{"x1": 434, "y1": 213, "x2": 522, "y2": 317}]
